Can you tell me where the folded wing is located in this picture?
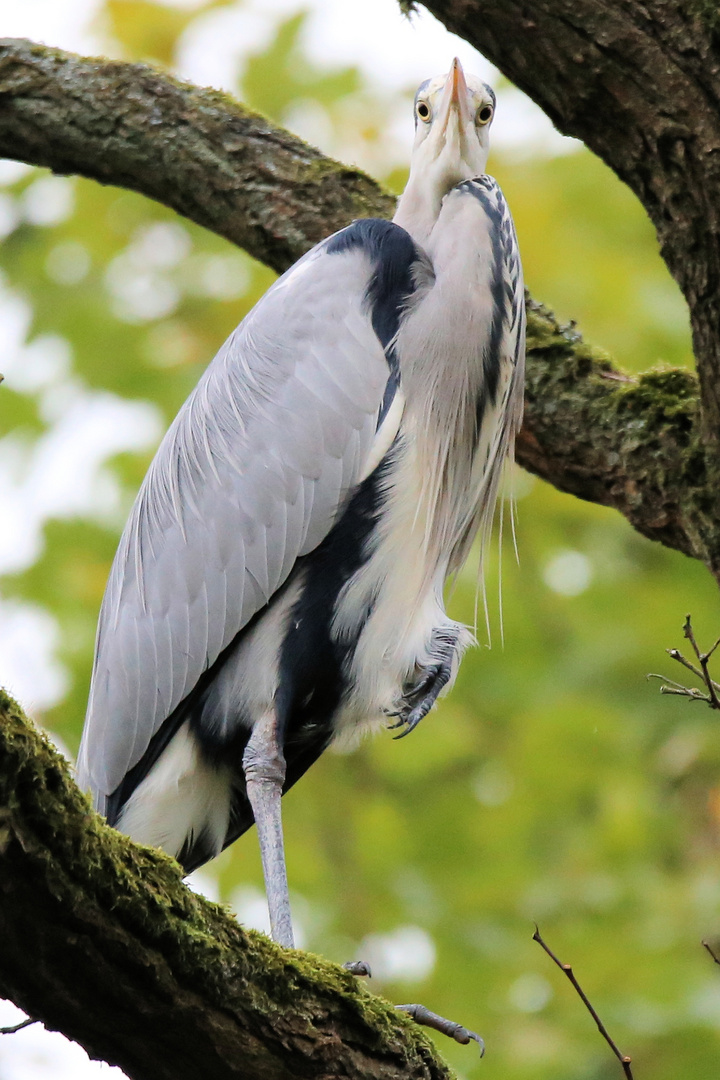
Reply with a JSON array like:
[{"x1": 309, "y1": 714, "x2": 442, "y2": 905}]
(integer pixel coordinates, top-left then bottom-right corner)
[{"x1": 77, "y1": 219, "x2": 427, "y2": 809}]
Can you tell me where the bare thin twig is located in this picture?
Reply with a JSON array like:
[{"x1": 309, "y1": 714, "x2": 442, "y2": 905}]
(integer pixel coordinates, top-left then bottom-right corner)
[
  {"x1": 646, "y1": 674, "x2": 710, "y2": 701},
  {"x1": 648, "y1": 673, "x2": 701, "y2": 692},
  {"x1": 0, "y1": 1018, "x2": 36, "y2": 1035},
  {"x1": 683, "y1": 615, "x2": 720, "y2": 709},
  {"x1": 666, "y1": 649, "x2": 704, "y2": 681},
  {"x1": 702, "y1": 940, "x2": 720, "y2": 966},
  {"x1": 533, "y1": 926, "x2": 633, "y2": 1080},
  {"x1": 649, "y1": 615, "x2": 720, "y2": 707}
]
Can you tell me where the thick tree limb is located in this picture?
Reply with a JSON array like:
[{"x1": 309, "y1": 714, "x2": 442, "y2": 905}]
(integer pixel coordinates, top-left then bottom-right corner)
[
  {"x1": 0, "y1": 38, "x2": 394, "y2": 274},
  {"x1": 0, "y1": 689, "x2": 452, "y2": 1080},
  {"x1": 0, "y1": 36, "x2": 718, "y2": 576},
  {"x1": 522, "y1": 301, "x2": 715, "y2": 571},
  {"x1": 413, "y1": 0, "x2": 720, "y2": 460}
]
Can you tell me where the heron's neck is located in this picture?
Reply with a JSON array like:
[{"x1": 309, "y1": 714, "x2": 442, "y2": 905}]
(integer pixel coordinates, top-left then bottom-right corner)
[{"x1": 393, "y1": 175, "x2": 442, "y2": 248}]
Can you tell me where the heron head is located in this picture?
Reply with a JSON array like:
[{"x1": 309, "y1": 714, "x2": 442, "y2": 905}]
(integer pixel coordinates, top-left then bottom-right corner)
[
  {"x1": 412, "y1": 58, "x2": 494, "y2": 188},
  {"x1": 395, "y1": 59, "x2": 495, "y2": 244}
]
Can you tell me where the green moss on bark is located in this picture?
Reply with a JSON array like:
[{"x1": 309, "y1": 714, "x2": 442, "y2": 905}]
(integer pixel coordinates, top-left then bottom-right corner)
[
  {"x1": 0, "y1": 689, "x2": 454, "y2": 1080},
  {"x1": 519, "y1": 301, "x2": 720, "y2": 575}
]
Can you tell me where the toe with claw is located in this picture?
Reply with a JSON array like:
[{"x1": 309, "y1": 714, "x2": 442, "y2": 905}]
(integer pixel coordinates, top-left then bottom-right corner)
[
  {"x1": 387, "y1": 628, "x2": 460, "y2": 739},
  {"x1": 397, "y1": 1003, "x2": 485, "y2": 1053},
  {"x1": 343, "y1": 960, "x2": 372, "y2": 977}
]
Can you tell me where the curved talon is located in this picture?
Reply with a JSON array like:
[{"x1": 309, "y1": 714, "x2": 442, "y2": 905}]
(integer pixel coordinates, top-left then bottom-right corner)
[
  {"x1": 454, "y1": 1026, "x2": 485, "y2": 1051},
  {"x1": 388, "y1": 665, "x2": 444, "y2": 732},
  {"x1": 343, "y1": 960, "x2": 372, "y2": 977},
  {"x1": 392, "y1": 700, "x2": 431, "y2": 739},
  {"x1": 390, "y1": 649, "x2": 457, "y2": 739},
  {"x1": 403, "y1": 664, "x2": 440, "y2": 703},
  {"x1": 396, "y1": 1004, "x2": 485, "y2": 1054}
]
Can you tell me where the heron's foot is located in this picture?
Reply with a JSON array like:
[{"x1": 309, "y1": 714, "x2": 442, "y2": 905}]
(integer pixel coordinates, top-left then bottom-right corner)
[
  {"x1": 396, "y1": 1004, "x2": 485, "y2": 1052},
  {"x1": 343, "y1": 960, "x2": 372, "y2": 977},
  {"x1": 387, "y1": 629, "x2": 459, "y2": 738}
]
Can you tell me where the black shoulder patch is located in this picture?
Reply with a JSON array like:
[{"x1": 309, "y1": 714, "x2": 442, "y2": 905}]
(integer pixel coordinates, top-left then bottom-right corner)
[
  {"x1": 325, "y1": 217, "x2": 418, "y2": 291},
  {"x1": 327, "y1": 218, "x2": 423, "y2": 426}
]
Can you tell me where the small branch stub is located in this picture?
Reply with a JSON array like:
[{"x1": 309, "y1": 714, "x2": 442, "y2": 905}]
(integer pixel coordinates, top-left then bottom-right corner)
[
  {"x1": 533, "y1": 926, "x2": 633, "y2": 1080},
  {"x1": 0, "y1": 1017, "x2": 36, "y2": 1035},
  {"x1": 648, "y1": 615, "x2": 720, "y2": 707}
]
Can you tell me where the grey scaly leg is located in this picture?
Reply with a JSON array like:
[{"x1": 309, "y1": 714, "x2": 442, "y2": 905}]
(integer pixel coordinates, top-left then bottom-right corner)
[
  {"x1": 397, "y1": 1005, "x2": 484, "y2": 1052},
  {"x1": 242, "y1": 717, "x2": 483, "y2": 1052},
  {"x1": 242, "y1": 711, "x2": 294, "y2": 948}
]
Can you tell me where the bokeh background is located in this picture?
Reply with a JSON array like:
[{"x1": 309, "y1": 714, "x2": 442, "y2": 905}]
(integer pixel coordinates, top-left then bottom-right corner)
[{"x1": 1, "y1": 2, "x2": 719, "y2": 1078}]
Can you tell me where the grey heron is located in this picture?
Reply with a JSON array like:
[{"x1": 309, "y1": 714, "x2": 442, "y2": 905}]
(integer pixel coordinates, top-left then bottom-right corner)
[{"x1": 77, "y1": 59, "x2": 525, "y2": 958}]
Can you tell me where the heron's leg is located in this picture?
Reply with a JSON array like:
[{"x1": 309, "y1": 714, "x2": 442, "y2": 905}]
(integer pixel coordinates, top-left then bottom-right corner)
[{"x1": 242, "y1": 712, "x2": 294, "y2": 948}]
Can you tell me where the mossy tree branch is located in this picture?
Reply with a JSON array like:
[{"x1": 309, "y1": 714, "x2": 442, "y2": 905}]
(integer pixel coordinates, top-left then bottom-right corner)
[
  {"x1": 0, "y1": 690, "x2": 453, "y2": 1080},
  {"x1": 0, "y1": 37, "x2": 395, "y2": 275},
  {"x1": 522, "y1": 301, "x2": 714, "y2": 570},
  {"x1": 1, "y1": 37, "x2": 719, "y2": 575}
]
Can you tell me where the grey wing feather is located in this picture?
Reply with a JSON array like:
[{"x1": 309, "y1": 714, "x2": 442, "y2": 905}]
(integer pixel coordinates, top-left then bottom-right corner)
[{"x1": 78, "y1": 234, "x2": 406, "y2": 804}]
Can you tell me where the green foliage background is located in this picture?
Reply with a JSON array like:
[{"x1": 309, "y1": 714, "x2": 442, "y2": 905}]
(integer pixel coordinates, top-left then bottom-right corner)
[{"x1": 2, "y1": 3, "x2": 720, "y2": 1077}]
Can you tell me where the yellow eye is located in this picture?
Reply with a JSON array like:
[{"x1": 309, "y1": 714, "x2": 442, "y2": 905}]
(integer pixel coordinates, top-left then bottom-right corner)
[
  {"x1": 477, "y1": 104, "x2": 493, "y2": 126},
  {"x1": 416, "y1": 100, "x2": 431, "y2": 122}
]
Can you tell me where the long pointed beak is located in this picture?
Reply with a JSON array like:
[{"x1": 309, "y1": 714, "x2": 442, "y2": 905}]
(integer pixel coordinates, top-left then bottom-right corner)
[{"x1": 437, "y1": 57, "x2": 473, "y2": 134}]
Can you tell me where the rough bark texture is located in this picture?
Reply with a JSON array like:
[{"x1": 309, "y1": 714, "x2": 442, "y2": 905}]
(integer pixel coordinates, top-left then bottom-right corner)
[
  {"x1": 1, "y1": 37, "x2": 718, "y2": 575},
  {"x1": 522, "y1": 300, "x2": 712, "y2": 563},
  {"x1": 413, "y1": 0, "x2": 720, "y2": 463},
  {"x1": 0, "y1": 689, "x2": 453, "y2": 1080},
  {"x1": 0, "y1": 38, "x2": 394, "y2": 275}
]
